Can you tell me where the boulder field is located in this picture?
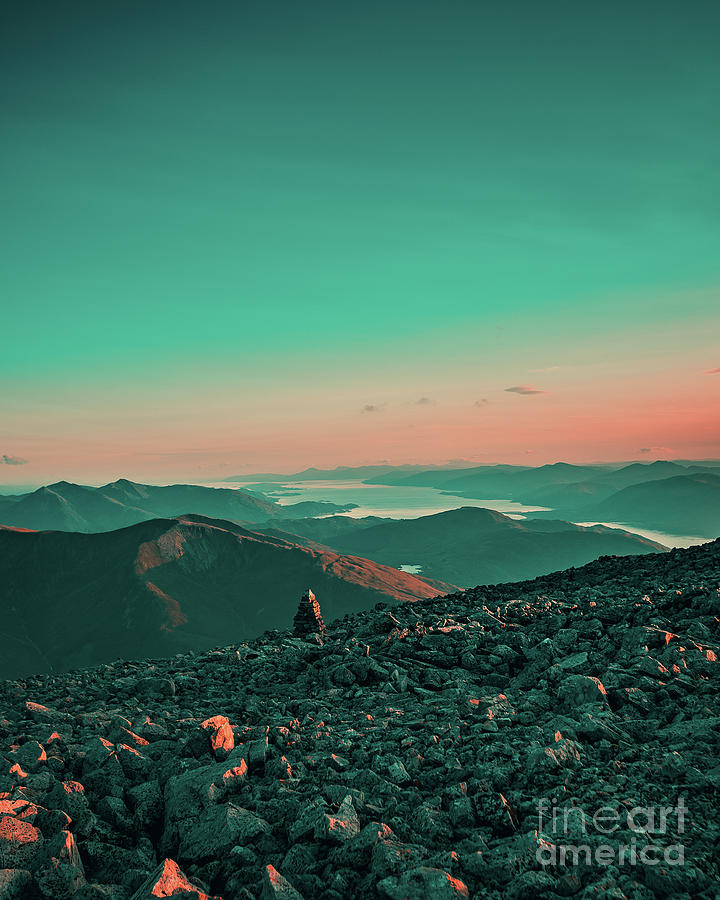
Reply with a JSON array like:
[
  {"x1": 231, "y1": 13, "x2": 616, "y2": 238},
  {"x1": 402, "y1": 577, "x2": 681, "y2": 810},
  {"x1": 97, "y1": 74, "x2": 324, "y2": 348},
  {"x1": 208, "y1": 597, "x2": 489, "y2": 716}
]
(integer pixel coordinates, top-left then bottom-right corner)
[{"x1": 0, "y1": 540, "x2": 718, "y2": 898}]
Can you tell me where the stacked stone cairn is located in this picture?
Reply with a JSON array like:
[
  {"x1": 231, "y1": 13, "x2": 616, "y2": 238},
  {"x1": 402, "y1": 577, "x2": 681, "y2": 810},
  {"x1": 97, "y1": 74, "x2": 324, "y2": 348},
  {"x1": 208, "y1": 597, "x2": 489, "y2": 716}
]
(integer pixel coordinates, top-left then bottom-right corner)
[{"x1": 292, "y1": 588, "x2": 326, "y2": 641}]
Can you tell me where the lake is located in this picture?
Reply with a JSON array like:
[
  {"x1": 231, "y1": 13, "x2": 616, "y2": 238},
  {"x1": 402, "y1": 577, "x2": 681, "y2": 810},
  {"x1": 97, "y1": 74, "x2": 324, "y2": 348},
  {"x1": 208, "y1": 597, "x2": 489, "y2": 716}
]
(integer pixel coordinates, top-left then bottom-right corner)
[
  {"x1": 204, "y1": 478, "x2": 548, "y2": 518},
  {"x1": 201, "y1": 479, "x2": 710, "y2": 549}
]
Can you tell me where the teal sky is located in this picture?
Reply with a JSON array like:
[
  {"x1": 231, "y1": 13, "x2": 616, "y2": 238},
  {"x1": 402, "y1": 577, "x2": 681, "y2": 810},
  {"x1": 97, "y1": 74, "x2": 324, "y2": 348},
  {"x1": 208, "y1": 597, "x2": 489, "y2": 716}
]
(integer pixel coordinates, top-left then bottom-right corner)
[{"x1": 2, "y1": 1, "x2": 719, "y2": 482}]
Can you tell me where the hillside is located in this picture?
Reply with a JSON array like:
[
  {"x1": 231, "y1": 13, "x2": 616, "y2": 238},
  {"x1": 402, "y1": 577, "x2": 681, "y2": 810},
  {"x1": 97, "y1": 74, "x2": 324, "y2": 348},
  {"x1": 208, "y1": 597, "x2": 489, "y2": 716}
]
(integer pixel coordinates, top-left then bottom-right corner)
[
  {"x1": 0, "y1": 516, "x2": 453, "y2": 679},
  {"x1": 0, "y1": 479, "x2": 353, "y2": 533},
  {"x1": 272, "y1": 507, "x2": 668, "y2": 587},
  {"x1": 0, "y1": 541, "x2": 717, "y2": 898},
  {"x1": 520, "y1": 461, "x2": 718, "y2": 509},
  {"x1": 574, "y1": 473, "x2": 720, "y2": 538}
]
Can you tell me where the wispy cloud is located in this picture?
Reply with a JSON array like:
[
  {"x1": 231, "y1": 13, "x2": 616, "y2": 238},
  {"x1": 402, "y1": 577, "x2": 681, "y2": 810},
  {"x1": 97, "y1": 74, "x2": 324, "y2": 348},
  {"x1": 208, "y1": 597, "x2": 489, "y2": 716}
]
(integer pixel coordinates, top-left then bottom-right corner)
[
  {"x1": 528, "y1": 365, "x2": 561, "y2": 373},
  {"x1": 416, "y1": 397, "x2": 433, "y2": 405},
  {"x1": 505, "y1": 385, "x2": 548, "y2": 395},
  {"x1": 639, "y1": 446, "x2": 673, "y2": 454},
  {"x1": 474, "y1": 398, "x2": 489, "y2": 407},
  {"x1": 361, "y1": 404, "x2": 382, "y2": 414},
  {"x1": 704, "y1": 366, "x2": 720, "y2": 375},
  {"x1": 1, "y1": 454, "x2": 28, "y2": 466}
]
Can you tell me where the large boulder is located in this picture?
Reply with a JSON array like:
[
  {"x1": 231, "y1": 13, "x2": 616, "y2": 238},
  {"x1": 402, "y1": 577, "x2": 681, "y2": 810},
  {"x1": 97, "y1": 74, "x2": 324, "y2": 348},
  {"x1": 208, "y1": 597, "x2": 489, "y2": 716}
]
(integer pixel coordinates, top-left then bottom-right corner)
[
  {"x1": 0, "y1": 816, "x2": 44, "y2": 869},
  {"x1": 130, "y1": 858, "x2": 220, "y2": 899}
]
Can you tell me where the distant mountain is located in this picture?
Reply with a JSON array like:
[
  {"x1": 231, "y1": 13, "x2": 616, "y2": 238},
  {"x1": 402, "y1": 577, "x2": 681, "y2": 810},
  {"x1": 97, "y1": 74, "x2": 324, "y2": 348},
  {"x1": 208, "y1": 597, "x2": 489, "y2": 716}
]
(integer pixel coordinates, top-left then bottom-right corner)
[
  {"x1": 268, "y1": 506, "x2": 667, "y2": 588},
  {"x1": 0, "y1": 479, "x2": 353, "y2": 533},
  {"x1": 0, "y1": 515, "x2": 454, "y2": 678},
  {"x1": 576, "y1": 473, "x2": 720, "y2": 538},
  {"x1": 362, "y1": 464, "x2": 531, "y2": 489},
  {"x1": 520, "y1": 460, "x2": 716, "y2": 509},
  {"x1": 259, "y1": 514, "x2": 389, "y2": 546},
  {"x1": 365, "y1": 462, "x2": 720, "y2": 540},
  {"x1": 224, "y1": 464, "x2": 456, "y2": 483},
  {"x1": 365, "y1": 462, "x2": 609, "y2": 497}
]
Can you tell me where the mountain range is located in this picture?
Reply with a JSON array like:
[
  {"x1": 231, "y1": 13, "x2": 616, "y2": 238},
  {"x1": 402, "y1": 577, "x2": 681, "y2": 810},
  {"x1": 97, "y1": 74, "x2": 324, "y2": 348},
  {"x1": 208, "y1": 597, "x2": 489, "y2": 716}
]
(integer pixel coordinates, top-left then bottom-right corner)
[
  {"x1": 260, "y1": 506, "x2": 667, "y2": 587},
  {"x1": 0, "y1": 515, "x2": 453, "y2": 679},
  {"x1": 364, "y1": 461, "x2": 720, "y2": 537},
  {"x1": 0, "y1": 503, "x2": 668, "y2": 679},
  {"x1": 0, "y1": 478, "x2": 353, "y2": 533}
]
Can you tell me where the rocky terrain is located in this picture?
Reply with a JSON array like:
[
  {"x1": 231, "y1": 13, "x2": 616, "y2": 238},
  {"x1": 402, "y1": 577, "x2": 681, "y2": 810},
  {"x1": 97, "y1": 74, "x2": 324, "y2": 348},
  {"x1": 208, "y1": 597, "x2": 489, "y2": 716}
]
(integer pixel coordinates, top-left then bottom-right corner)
[
  {"x1": 0, "y1": 540, "x2": 718, "y2": 898},
  {"x1": 0, "y1": 515, "x2": 453, "y2": 679}
]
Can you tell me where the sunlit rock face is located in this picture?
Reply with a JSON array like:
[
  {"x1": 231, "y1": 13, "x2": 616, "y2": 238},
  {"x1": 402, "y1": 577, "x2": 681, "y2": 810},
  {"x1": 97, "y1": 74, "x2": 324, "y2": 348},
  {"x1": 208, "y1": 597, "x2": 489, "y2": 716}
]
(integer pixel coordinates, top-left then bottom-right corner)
[{"x1": 0, "y1": 539, "x2": 718, "y2": 898}]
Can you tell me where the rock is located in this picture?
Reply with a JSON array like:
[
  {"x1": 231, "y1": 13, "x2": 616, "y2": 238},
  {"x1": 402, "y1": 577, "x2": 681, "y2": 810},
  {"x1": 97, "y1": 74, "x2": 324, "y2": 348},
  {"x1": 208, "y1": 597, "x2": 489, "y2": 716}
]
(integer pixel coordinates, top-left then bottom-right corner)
[
  {"x1": 161, "y1": 759, "x2": 252, "y2": 853},
  {"x1": 0, "y1": 869, "x2": 36, "y2": 900},
  {"x1": 260, "y1": 864, "x2": 303, "y2": 899},
  {"x1": 372, "y1": 839, "x2": 426, "y2": 877},
  {"x1": 177, "y1": 803, "x2": 271, "y2": 862},
  {"x1": 0, "y1": 816, "x2": 44, "y2": 869},
  {"x1": 127, "y1": 779, "x2": 163, "y2": 833},
  {"x1": 557, "y1": 674, "x2": 608, "y2": 708},
  {"x1": 555, "y1": 651, "x2": 589, "y2": 672},
  {"x1": 314, "y1": 794, "x2": 360, "y2": 843},
  {"x1": 115, "y1": 743, "x2": 151, "y2": 781},
  {"x1": 82, "y1": 840, "x2": 152, "y2": 886},
  {"x1": 135, "y1": 677, "x2": 176, "y2": 699},
  {"x1": 378, "y1": 866, "x2": 470, "y2": 899},
  {"x1": 47, "y1": 781, "x2": 95, "y2": 836},
  {"x1": 9, "y1": 742, "x2": 47, "y2": 774},
  {"x1": 200, "y1": 715, "x2": 235, "y2": 760},
  {"x1": 129, "y1": 858, "x2": 219, "y2": 899},
  {"x1": 288, "y1": 800, "x2": 326, "y2": 844},
  {"x1": 24, "y1": 702, "x2": 72, "y2": 727}
]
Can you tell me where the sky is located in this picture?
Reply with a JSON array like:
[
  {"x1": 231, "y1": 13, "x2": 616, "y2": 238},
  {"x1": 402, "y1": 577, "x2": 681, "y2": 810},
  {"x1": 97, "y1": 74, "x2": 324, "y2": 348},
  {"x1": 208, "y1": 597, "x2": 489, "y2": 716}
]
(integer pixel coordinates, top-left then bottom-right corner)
[{"x1": 2, "y1": 0, "x2": 719, "y2": 485}]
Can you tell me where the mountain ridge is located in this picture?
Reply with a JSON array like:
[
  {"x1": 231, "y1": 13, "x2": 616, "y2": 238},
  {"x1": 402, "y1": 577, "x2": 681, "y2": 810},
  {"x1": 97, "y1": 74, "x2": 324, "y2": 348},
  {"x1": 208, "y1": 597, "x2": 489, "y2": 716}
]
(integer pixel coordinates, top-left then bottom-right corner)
[
  {"x1": 0, "y1": 514, "x2": 454, "y2": 679},
  {"x1": 0, "y1": 479, "x2": 353, "y2": 533},
  {"x1": 258, "y1": 506, "x2": 669, "y2": 587}
]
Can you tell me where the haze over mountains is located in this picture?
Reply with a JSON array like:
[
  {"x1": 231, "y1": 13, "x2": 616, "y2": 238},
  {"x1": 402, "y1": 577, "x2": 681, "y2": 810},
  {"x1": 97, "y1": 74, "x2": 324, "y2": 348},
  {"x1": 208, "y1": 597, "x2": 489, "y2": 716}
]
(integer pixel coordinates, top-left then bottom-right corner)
[{"x1": 0, "y1": 515, "x2": 453, "y2": 679}]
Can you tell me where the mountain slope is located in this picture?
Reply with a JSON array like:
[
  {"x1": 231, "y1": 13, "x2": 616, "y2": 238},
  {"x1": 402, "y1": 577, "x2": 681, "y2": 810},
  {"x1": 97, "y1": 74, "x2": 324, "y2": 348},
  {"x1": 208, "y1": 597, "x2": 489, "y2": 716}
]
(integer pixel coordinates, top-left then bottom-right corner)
[
  {"x1": 520, "y1": 460, "x2": 718, "y2": 508},
  {"x1": 0, "y1": 479, "x2": 352, "y2": 533},
  {"x1": 578, "y1": 473, "x2": 720, "y2": 537},
  {"x1": 0, "y1": 515, "x2": 455, "y2": 678},
  {"x1": 318, "y1": 507, "x2": 667, "y2": 586}
]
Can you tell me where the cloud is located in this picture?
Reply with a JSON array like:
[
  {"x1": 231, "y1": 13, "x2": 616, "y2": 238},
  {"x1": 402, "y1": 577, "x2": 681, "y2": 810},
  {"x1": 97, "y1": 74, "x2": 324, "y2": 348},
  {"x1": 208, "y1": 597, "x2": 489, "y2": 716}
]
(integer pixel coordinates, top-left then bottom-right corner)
[
  {"x1": 704, "y1": 366, "x2": 720, "y2": 375},
  {"x1": 416, "y1": 397, "x2": 433, "y2": 405},
  {"x1": 528, "y1": 365, "x2": 561, "y2": 373},
  {"x1": 639, "y1": 446, "x2": 673, "y2": 454},
  {"x1": 505, "y1": 385, "x2": 548, "y2": 395},
  {"x1": 1, "y1": 454, "x2": 28, "y2": 466},
  {"x1": 474, "y1": 398, "x2": 489, "y2": 407},
  {"x1": 361, "y1": 404, "x2": 381, "y2": 414}
]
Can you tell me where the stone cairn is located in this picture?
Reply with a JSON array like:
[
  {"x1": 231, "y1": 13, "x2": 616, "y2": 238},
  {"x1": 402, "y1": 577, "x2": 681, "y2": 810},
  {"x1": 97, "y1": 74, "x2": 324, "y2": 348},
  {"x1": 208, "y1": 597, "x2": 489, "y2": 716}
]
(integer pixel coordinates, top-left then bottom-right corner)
[{"x1": 293, "y1": 588, "x2": 326, "y2": 641}]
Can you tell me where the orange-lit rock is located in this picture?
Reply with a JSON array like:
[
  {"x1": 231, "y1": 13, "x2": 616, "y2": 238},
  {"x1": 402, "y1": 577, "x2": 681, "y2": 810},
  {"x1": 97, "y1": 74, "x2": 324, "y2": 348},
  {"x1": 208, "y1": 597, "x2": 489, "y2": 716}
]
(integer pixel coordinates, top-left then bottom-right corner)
[
  {"x1": 130, "y1": 857, "x2": 220, "y2": 899},
  {"x1": 0, "y1": 815, "x2": 44, "y2": 869},
  {"x1": 200, "y1": 715, "x2": 235, "y2": 760}
]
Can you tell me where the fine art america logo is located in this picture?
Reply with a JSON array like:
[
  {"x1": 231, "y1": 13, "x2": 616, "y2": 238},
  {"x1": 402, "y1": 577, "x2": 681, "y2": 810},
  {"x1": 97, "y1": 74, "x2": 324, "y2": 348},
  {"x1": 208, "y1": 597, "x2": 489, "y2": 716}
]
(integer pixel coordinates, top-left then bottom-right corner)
[{"x1": 536, "y1": 796, "x2": 688, "y2": 868}]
